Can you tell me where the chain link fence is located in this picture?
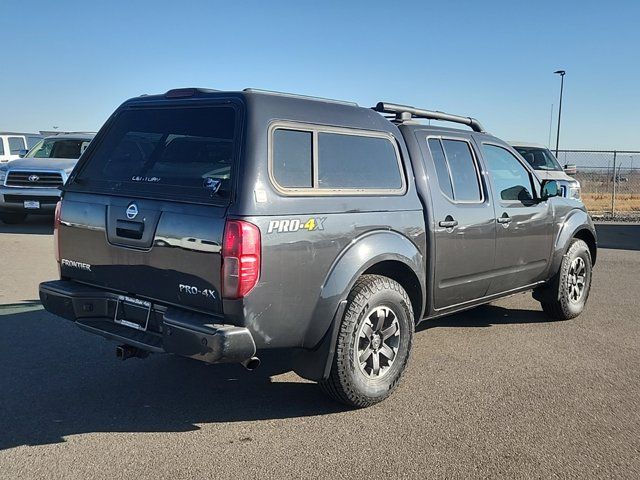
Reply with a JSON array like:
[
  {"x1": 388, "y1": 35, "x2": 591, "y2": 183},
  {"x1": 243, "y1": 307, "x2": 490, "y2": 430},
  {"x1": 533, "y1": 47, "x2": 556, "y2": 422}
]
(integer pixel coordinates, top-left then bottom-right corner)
[{"x1": 556, "y1": 150, "x2": 640, "y2": 219}]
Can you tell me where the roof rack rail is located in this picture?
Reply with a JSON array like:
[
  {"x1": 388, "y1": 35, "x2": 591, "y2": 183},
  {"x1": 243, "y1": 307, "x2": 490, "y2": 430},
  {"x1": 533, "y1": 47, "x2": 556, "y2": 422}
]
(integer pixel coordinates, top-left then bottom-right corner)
[
  {"x1": 243, "y1": 88, "x2": 358, "y2": 106},
  {"x1": 373, "y1": 102, "x2": 485, "y2": 133}
]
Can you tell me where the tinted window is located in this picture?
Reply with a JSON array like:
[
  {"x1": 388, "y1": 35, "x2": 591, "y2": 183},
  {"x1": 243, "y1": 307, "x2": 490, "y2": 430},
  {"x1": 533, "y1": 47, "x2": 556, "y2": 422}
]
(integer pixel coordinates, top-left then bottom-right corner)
[
  {"x1": 50, "y1": 139, "x2": 86, "y2": 158},
  {"x1": 26, "y1": 139, "x2": 90, "y2": 159},
  {"x1": 514, "y1": 146, "x2": 563, "y2": 171},
  {"x1": 427, "y1": 138, "x2": 454, "y2": 198},
  {"x1": 318, "y1": 133, "x2": 401, "y2": 189},
  {"x1": 483, "y1": 144, "x2": 534, "y2": 202},
  {"x1": 441, "y1": 140, "x2": 482, "y2": 202},
  {"x1": 74, "y1": 106, "x2": 237, "y2": 203},
  {"x1": 8, "y1": 137, "x2": 25, "y2": 154},
  {"x1": 0, "y1": 139, "x2": 4, "y2": 156},
  {"x1": 272, "y1": 129, "x2": 312, "y2": 188}
]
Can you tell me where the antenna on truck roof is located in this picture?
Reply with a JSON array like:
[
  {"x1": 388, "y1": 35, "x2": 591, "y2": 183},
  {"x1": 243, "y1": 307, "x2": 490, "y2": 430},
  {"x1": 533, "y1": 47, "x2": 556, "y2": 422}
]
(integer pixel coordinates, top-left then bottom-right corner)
[{"x1": 373, "y1": 102, "x2": 486, "y2": 133}]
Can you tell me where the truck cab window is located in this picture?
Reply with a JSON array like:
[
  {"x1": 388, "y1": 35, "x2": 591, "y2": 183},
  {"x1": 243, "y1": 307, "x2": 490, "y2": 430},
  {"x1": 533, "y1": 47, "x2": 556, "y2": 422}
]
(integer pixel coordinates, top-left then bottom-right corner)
[
  {"x1": 482, "y1": 144, "x2": 534, "y2": 202},
  {"x1": 427, "y1": 138, "x2": 482, "y2": 202},
  {"x1": 427, "y1": 138, "x2": 454, "y2": 199}
]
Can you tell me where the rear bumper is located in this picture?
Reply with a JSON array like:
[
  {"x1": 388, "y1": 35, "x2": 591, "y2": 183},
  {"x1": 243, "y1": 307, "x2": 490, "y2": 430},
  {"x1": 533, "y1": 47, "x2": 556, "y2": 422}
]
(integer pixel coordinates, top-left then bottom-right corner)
[{"x1": 39, "y1": 280, "x2": 256, "y2": 364}]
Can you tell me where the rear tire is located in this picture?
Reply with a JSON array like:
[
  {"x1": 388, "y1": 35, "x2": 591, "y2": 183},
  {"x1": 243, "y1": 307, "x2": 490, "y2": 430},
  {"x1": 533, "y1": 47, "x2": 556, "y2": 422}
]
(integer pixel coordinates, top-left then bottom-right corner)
[
  {"x1": 0, "y1": 213, "x2": 27, "y2": 224},
  {"x1": 319, "y1": 274, "x2": 414, "y2": 408},
  {"x1": 539, "y1": 239, "x2": 592, "y2": 320}
]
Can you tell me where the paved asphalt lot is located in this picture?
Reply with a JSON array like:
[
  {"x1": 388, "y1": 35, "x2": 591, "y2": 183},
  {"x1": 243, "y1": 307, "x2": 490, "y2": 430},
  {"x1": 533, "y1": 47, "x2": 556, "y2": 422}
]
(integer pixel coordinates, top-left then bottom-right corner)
[{"x1": 0, "y1": 218, "x2": 639, "y2": 479}]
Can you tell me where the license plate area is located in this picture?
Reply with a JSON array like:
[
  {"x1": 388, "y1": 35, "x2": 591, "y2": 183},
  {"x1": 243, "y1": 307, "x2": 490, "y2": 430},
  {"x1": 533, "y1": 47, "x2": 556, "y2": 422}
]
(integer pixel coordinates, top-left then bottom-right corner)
[
  {"x1": 114, "y1": 295, "x2": 152, "y2": 331},
  {"x1": 24, "y1": 200, "x2": 40, "y2": 209}
]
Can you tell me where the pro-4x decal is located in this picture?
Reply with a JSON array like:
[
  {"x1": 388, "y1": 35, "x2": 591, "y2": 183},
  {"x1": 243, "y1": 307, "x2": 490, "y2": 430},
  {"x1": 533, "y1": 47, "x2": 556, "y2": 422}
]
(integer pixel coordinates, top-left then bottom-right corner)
[{"x1": 267, "y1": 217, "x2": 326, "y2": 233}]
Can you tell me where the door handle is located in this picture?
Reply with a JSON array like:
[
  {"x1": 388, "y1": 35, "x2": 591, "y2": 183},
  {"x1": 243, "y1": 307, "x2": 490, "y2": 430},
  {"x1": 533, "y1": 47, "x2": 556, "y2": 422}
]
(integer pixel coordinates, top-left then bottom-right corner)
[
  {"x1": 116, "y1": 219, "x2": 145, "y2": 240},
  {"x1": 497, "y1": 214, "x2": 511, "y2": 224},
  {"x1": 439, "y1": 216, "x2": 458, "y2": 228}
]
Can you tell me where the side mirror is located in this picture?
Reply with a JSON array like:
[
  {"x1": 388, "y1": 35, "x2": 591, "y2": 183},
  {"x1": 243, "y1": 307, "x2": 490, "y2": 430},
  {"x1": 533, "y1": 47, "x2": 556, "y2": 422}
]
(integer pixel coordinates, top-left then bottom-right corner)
[
  {"x1": 18, "y1": 149, "x2": 28, "y2": 158},
  {"x1": 541, "y1": 179, "x2": 560, "y2": 200},
  {"x1": 564, "y1": 164, "x2": 577, "y2": 175}
]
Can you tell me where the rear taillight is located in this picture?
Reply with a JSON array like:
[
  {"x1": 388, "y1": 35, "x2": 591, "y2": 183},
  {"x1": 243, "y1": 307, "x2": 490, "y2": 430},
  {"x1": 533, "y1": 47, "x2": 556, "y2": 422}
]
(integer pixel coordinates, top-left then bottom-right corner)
[
  {"x1": 54, "y1": 201, "x2": 62, "y2": 263},
  {"x1": 221, "y1": 220, "x2": 261, "y2": 299}
]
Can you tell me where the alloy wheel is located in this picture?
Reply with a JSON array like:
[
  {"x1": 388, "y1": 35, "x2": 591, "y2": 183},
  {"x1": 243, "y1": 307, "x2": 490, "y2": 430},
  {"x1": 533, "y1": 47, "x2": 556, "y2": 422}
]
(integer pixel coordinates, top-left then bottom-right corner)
[
  {"x1": 355, "y1": 306, "x2": 401, "y2": 379},
  {"x1": 567, "y1": 257, "x2": 587, "y2": 303}
]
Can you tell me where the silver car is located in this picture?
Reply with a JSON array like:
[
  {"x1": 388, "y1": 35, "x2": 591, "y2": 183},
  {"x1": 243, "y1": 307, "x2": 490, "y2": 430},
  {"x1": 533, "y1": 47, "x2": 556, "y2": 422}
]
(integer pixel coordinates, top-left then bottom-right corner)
[
  {"x1": 510, "y1": 142, "x2": 581, "y2": 200},
  {"x1": 0, "y1": 133, "x2": 94, "y2": 224}
]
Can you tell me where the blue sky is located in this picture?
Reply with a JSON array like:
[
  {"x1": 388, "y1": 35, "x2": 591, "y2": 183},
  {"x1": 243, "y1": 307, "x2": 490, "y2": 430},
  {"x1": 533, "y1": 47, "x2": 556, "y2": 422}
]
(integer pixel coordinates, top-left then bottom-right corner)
[{"x1": 2, "y1": 0, "x2": 639, "y2": 149}]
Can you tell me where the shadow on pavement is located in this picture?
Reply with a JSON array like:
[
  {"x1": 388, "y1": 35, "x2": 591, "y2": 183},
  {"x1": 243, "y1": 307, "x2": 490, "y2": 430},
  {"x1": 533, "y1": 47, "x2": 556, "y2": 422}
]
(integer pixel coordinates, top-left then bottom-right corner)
[
  {"x1": 417, "y1": 304, "x2": 551, "y2": 331},
  {"x1": 0, "y1": 300, "x2": 565, "y2": 450},
  {"x1": 595, "y1": 223, "x2": 640, "y2": 251},
  {"x1": 0, "y1": 307, "x2": 347, "y2": 450},
  {"x1": 0, "y1": 215, "x2": 54, "y2": 235}
]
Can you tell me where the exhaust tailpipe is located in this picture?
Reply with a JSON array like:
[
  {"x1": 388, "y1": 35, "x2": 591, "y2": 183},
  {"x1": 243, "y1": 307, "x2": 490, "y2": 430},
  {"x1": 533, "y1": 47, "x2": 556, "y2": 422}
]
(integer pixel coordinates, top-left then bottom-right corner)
[
  {"x1": 241, "y1": 356, "x2": 261, "y2": 371},
  {"x1": 116, "y1": 344, "x2": 148, "y2": 361}
]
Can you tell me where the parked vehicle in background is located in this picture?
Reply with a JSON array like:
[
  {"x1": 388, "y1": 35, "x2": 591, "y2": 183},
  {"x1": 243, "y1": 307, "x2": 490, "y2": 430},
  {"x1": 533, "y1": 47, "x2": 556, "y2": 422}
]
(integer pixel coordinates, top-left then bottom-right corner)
[
  {"x1": 511, "y1": 142, "x2": 581, "y2": 199},
  {"x1": 39, "y1": 88, "x2": 596, "y2": 407},
  {"x1": 0, "y1": 132, "x2": 43, "y2": 163},
  {"x1": 0, "y1": 133, "x2": 94, "y2": 224}
]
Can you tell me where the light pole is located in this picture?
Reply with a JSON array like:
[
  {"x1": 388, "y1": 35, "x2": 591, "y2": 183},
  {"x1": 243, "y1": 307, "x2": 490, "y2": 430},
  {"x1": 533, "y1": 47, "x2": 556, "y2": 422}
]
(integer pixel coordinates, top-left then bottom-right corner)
[{"x1": 554, "y1": 70, "x2": 566, "y2": 157}]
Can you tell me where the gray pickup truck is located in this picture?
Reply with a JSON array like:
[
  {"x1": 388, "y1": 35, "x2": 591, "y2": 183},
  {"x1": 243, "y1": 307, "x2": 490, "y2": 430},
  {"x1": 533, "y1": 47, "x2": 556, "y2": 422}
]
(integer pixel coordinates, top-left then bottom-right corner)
[
  {"x1": 0, "y1": 133, "x2": 94, "y2": 223},
  {"x1": 39, "y1": 88, "x2": 597, "y2": 407}
]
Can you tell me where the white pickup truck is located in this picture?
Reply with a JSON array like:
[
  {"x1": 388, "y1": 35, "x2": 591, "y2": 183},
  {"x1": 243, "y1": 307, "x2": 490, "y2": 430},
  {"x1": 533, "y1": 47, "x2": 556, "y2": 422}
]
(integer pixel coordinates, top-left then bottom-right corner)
[{"x1": 0, "y1": 132, "x2": 43, "y2": 163}]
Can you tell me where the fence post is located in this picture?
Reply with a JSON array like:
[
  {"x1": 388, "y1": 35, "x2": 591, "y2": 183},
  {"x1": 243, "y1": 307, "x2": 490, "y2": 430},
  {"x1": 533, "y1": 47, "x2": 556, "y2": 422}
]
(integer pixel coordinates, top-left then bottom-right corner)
[{"x1": 611, "y1": 151, "x2": 617, "y2": 217}]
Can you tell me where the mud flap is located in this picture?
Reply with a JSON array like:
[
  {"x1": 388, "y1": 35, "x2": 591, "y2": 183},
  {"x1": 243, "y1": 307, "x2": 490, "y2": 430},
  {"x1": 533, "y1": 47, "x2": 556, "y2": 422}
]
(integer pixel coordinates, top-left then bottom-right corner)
[{"x1": 292, "y1": 300, "x2": 347, "y2": 382}]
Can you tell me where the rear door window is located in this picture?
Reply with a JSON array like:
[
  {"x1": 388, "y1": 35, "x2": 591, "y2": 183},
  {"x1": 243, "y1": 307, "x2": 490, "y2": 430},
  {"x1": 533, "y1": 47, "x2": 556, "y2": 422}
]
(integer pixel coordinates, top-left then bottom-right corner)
[
  {"x1": 74, "y1": 106, "x2": 238, "y2": 203},
  {"x1": 427, "y1": 138, "x2": 483, "y2": 202},
  {"x1": 442, "y1": 140, "x2": 482, "y2": 202},
  {"x1": 427, "y1": 138, "x2": 454, "y2": 199}
]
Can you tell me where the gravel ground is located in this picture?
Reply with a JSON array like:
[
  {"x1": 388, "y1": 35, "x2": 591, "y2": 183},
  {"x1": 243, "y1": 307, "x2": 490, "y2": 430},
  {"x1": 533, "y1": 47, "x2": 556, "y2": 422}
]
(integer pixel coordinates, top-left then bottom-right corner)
[
  {"x1": 0, "y1": 218, "x2": 638, "y2": 479},
  {"x1": 591, "y1": 213, "x2": 640, "y2": 223}
]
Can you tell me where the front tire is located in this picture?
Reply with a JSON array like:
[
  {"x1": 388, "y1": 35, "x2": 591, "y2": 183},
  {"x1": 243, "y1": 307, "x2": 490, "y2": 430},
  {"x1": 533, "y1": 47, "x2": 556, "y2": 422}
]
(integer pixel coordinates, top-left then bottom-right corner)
[
  {"x1": 539, "y1": 239, "x2": 593, "y2": 320},
  {"x1": 0, "y1": 213, "x2": 27, "y2": 224},
  {"x1": 319, "y1": 274, "x2": 414, "y2": 408}
]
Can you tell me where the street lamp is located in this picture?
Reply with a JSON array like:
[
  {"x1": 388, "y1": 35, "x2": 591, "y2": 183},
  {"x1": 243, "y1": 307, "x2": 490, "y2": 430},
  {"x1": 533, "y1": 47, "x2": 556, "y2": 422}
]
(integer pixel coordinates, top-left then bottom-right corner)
[{"x1": 554, "y1": 70, "x2": 566, "y2": 157}]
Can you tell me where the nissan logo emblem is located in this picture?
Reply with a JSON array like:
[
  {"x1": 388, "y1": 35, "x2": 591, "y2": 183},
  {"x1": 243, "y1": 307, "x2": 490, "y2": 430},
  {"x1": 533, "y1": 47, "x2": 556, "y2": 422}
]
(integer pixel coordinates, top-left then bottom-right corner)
[
  {"x1": 28, "y1": 175, "x2": 40, "y2": 182},
  {"x1": 126, "y1": 203, "x2": 139, "y2": 220}
]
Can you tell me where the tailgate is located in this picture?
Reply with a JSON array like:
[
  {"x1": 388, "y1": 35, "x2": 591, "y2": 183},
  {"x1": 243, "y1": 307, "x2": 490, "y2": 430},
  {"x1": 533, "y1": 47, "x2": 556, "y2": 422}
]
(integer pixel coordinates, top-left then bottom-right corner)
[
  {"x1": 56, "y1": 99, "x2": 242, "y2": 315},
  {"x1": 58, "y1": 194, "x2": 226, "y2": 314}
]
